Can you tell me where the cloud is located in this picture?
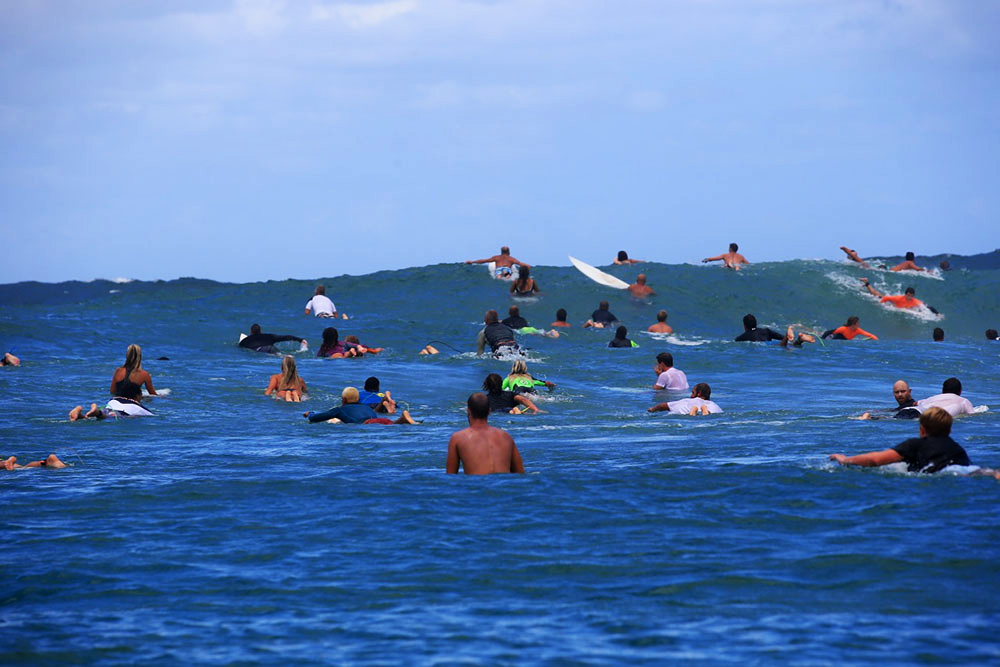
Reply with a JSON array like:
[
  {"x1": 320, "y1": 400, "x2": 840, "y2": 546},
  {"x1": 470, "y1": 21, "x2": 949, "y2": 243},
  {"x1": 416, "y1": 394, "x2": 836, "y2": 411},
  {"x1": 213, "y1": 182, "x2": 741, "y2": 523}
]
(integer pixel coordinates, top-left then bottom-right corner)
[{"x1": 310, "y1": 0, "x2": 417, "y2": 29}]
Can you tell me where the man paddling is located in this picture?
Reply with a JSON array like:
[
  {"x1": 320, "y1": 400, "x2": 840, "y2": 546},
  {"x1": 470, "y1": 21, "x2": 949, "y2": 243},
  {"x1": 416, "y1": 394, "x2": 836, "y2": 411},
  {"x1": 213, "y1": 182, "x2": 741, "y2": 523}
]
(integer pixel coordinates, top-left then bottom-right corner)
[
  {"x1": 465, "y1": 246, "x2": 531, "y2": 279},
  {"x1": 446, "y1": 393, "x2": 525, "y2": 474}
]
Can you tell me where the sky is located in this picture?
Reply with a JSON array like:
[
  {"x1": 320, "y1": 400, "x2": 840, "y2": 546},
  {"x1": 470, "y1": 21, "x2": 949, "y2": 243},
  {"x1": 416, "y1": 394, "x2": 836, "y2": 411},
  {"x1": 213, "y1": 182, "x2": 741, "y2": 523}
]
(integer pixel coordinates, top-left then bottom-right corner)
[{"x1": 1, "y1": 0, "x2": 999, "y2": 283}]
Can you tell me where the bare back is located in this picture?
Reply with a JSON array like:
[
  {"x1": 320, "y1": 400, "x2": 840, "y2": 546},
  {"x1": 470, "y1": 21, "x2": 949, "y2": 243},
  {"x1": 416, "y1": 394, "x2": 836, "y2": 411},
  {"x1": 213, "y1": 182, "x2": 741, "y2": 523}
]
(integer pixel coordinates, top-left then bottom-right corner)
[{"x1": 447, "y1": 423, "x2": 524, "y2": 474}]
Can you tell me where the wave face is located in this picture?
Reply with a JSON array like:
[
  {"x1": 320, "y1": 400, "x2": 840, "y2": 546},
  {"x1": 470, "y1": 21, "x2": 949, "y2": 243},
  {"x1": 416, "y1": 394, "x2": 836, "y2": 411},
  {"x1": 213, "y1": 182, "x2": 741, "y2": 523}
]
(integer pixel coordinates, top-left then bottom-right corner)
[{"x1": 1, "y1": 256, "x2": 999, "y2": 664}]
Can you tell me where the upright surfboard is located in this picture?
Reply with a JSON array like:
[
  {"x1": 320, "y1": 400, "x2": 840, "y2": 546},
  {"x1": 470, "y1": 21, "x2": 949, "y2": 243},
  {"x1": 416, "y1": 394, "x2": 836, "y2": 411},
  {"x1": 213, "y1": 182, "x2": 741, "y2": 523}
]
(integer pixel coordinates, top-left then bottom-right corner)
[{"x1": 568, "y1": 256, "x2": 630, "y2": 289}]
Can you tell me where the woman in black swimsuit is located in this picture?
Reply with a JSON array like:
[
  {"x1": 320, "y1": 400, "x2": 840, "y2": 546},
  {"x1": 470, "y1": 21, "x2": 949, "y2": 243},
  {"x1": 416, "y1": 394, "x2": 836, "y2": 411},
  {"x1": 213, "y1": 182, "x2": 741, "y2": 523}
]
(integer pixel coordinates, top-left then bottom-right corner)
[
  {"x1": 110, "y1": 344, "x2": 157, "y2": 401},
  {"x1": 510, "y1": 266, "x2": 539, "y2": 296}
]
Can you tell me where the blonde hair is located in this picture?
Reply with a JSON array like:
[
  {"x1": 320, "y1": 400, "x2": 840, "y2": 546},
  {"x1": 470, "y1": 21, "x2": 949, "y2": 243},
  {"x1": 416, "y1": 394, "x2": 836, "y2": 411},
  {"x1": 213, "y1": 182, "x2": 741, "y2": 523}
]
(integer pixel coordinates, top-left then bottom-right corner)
[
  {"x1": 124, "y1": 344, "x2": 143, "y2": 374},
  {"x1": 920, "y1": 406, "x2": 953, "y2": 437},
  {"x1": 342, "y1": 386, "x2": 359, "y2": 403},
  {"x1": 280, "y1": 355, "x2": 299, "y2": 388}
]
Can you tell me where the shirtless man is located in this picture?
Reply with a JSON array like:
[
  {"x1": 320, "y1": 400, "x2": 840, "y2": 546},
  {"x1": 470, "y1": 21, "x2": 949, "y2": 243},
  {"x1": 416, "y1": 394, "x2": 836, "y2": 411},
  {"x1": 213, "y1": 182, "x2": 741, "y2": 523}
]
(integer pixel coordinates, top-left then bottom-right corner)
[
  {"x1": 647, "y1": 310, "x2": 673, "y2": 333},
  {"x1": 860, "y1": 278, "x2": 924, "y2": 309},
  {"x1": 465, "y1": 246, "x2": 531, "y2": 278},
  {"x1": 891, "y1": 251, "x2": 925, "y2": 272},
  {"x1": 702, "y1": 243, "x2": 748, "y2": 270},
  {"x1": 840, "y1": 246, "x2": 870, "y2": 268},
  {"x1": 3, "y1": 454, "x2": 67, "y2": 469},
  {"x1": 627, "y1": 273, "x2": 655, "y2": 298},
  {"x1": 446, "y1": 393, "x2": 525, "y2": 474}
]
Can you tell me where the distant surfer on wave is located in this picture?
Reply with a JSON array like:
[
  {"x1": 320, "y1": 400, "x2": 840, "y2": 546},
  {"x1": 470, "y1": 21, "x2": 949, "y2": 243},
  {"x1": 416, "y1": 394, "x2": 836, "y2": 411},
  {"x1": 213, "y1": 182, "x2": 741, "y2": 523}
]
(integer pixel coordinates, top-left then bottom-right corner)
[
  {"x1": 890, "y1": 251, "x2": 926, "y2": 272},
  {"x1": 840, "y1": 246, "x2": 870, "y2": 268},
  {"x1": 465, "y1": 246, "x2": 530, "y2": 279},
  {"x1": 446, "y1": 393, "x2": 525, "y2": 474},
  {"x1": 614, "y1": 250, "x2": 643, "y2": 265},
  {"x1": 703, "y1": 243, "x2": 748, "y2": 270},
  {"x1": 627, "y1": 273, "x2": 655, "y2": 298},
  {"x1": 859, "y1": 279, "x2": 927, "y2": 310},
  {"x1": 304, "y1": 284, "x2": 343, "y2": 318}
]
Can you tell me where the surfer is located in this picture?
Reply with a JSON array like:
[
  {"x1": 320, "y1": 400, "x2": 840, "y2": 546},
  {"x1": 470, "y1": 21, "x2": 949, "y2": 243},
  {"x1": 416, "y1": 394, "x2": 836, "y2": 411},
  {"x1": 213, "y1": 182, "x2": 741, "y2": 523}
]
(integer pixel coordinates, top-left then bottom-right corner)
[
  {"x1": 890, "y1": 252, "x2": 926, "y2": 272},
  {"x1": 614, "y1": 250, "x2": 643, "y2": 265},
  {"x1": 510, "y1": 266, "x2": 539, "y2": 296},
  {"x1": 856, "y1": 380, "x2": 919, "y2": 420},
  {"x1": 987, "y1": 329, "x2": 999, "y2": 340},
  {"x1": 859, "y1": 279, "x2": 925, "y2": 309},
  {"x1": 627, "y1": 273, "x2": 655, "y2": 298},
  {"x1": 821, "y1": 316, "x2": 878, "y2": 341},
  {"x1": 2, "y1": 454, "x2": 67, "y2": 470},
  {"x1": 502, "y1": 306, "x2": 529, "y2": 330},
  {"x1": 503, "y1": 360, "x2": 555, "y2": 393},
  {"x1": 304, "y1": 386, "x2": 417, "y2": 424},
  {"x1": 584, "y1": 301, "x2": 618, "y2": 328},
  {"x1": 916, "y1": 377, "x2": 976, "y2": 417},
  {"x1": 652, "y1": 352, "x2": 688, "y2": 390},
  {"x1": 702, "y1": 243, "x2": 748, "y2": 270},
  {"x1": 304, "y1": 284, "x2": 341, "y2": 318},
  {"x1": 734, "y1": 314, "x2": 784, "y2": 342},
  {"x1": 830, "y1": 407, "x2": 969, "y2": 473},
  {"x1": 265, "y1": 355, "x2": 308, "y2": 402},
  {"x1": 446, "y1": 393, "x2": 525, "y2": 474},
  {"x1": 241, "y1": 324, "x2": 307, "y2": 354},
  {"x1": 647, "y1": 310, "x2": 673, "y2": 334},
  {"x1": 110, "y1": 344, "x2": 157, "y2": 401},
  {"x1": 465, "y1": 246, "x2": 530, "y2": 279},
  {"x1": 608, "y1": 326, "x2": 637, "y2": 348},
  {"x1": 840, "y1": 246, "x2": 870, "y2": 268},
  {"x1": 551, "y1": 309, "x2": 571, "y2": 328},
  {"x1": 648, "y1": 383, "x2": 722, "y2": 415},
  {"x1": 317, "y1": 327, "x2": 355, "y2": 358},
  {"x1": 933, "y1": 327, "x2": 945, "y2": 341},
  {"x1": 482, "y1": 373, "x2": 541, "y2": 414},
  {"x1": 476, "y1": 310, "x2": 519, "y2": 356},
  {"x1": 343, "y1": 335, "x2": 384, "y2": 356},
  {"x1": 1, "y1": 352, "x2": 19, "y2": 366},
  {"x1": 359, "y1": 376, "x2": 397, "y2": 414}
]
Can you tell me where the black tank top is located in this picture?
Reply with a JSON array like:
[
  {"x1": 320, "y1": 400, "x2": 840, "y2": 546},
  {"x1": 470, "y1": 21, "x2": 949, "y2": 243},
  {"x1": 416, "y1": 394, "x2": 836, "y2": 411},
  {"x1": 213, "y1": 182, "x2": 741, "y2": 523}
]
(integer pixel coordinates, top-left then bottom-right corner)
[{"x1": 114, "y1": 370, "x2": 143, "y2": 400}]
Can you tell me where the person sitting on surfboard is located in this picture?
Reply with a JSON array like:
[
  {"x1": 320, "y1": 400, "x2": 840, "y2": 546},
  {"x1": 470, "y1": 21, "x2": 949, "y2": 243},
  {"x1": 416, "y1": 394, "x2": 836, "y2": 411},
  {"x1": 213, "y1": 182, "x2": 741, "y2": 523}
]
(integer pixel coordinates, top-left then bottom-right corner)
[
  {"x1": 703, "y1": 243, "x2": 748, "y2": 270},
  {"x1": 465, "y1": 246, "x2": 530, "y2": 279},
  {"x1": 627, "y1": 273, "x2": 655, "y2": 298},
  {"x1": 584, "y1": 301, "x2": 618, "y2": 328}
]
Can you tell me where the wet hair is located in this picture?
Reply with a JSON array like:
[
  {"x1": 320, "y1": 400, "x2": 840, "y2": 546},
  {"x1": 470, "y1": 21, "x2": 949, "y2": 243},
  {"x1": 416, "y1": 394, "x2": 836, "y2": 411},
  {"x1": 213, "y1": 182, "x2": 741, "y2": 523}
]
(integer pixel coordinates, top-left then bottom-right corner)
[
  {"x1": 743, "y1": 314, "x2": 757, "y2": 330},
  {"x1": 693, "y1": 382, "x2": 712, "y2": 399},
  {"x1": 846, "y1": 316, "x2": 860, "y2": 327},
  {"x1": 250, "y1": 323, "x2": 262, "y2": 335},
  {"x1": 555, "y1": 308, "x2": 567, "y2": 322},
  {"x1": 516, "y1": 265, "x2": 530, "y2": 280},
  {"x1": 321, "y1": 327, "x2": 339, "y2": 346},
  {"x1": 615, "y1": 325, "x2": 628, "y2": 339},
  {"x1": 617, "y1": 250, "x2": 629, "y2": 261},
  {"x1": 656, "y1": 310, "x2": 668, "y2": 323},
  {"x1": 500, "y1": 246, "x2": 510, "y2": 254},
  {"x1": 468, "y1": 392, "x2": 490, "y2": 419},
  {"x1": 482, "y1": 373, "x2": 504, "y2": 393},
  {"x1": 904, "y1": 287, "x2": 915, "y2": 296},
  {"x1": 932, "y1": 327, "x2": 944, "y2": 341},
  {"x1": 280, "y1": 355, "x2": 300, "y2": 387},
  {"x1": 942, "y1": 377, "x2": 962, "y2": 395},
  {"x1": 485, "y1": 310, "x2": 499, "y2": 324},
  {"x1": 508, "y1": 305, "x2": 520, "y2": 317},
  {"x1": 905, "y1": 251, "x2": 915, "y2": 261},
  {"x1": 656, "y1": 352, "x2": 674, "y2": 367},
  {"x1": 364, "y1": 376, "x2": 380, "y2": 392},
  {"x1": 986, "y1": 329, "x2": 998, "y2": 340},
  {"x1": 123, "y1": 344, "x2": 143, "y2": 374},
  {"x1": 920, "y1": 406, "x2": 952, "y2": 437},
  {"x1": 510, "y1": 359, "x2": 528, "y2": 375},
  {"x1": 315, "y1": 285, "x2": 326, "y2": 296},
  {"x1": 729, "y1": 243, "x2": 739, "y2": 252},
  {"x1": 344, "y1": 335, "x2": 360, "y2": 344},
  {"x1": 599, "y1": 300, "x2": 610, "y2": 310},
  {"x1": 341, "y1": 386, "x2": 359, "y2": 403}
]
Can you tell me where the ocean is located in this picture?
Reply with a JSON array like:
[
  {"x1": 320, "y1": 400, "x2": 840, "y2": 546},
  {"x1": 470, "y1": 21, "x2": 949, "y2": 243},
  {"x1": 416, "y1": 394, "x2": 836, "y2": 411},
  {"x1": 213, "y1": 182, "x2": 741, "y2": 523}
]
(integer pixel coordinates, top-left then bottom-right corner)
[{"x1": 2, "y1": 254, "x2": 999, "y2": 664}]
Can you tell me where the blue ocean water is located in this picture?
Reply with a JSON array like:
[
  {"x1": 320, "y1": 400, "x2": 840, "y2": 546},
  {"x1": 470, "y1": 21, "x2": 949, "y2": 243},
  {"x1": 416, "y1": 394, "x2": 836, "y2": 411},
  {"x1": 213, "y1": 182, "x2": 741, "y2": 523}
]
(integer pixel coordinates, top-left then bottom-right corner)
[{"x1": 2, "y1": 256, "x2": 999, "y2": 664}]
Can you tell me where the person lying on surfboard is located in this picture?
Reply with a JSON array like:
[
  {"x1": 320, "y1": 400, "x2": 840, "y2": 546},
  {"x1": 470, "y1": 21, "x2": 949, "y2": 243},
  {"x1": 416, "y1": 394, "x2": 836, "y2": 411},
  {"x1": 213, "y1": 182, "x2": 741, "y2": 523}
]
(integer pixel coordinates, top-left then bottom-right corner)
[
  {"x1": 702, "y1": 243, "x2": 749, "y2": 270},
  {"x1": 465, "y1": 246, "x2": 530, "y2": 278}
]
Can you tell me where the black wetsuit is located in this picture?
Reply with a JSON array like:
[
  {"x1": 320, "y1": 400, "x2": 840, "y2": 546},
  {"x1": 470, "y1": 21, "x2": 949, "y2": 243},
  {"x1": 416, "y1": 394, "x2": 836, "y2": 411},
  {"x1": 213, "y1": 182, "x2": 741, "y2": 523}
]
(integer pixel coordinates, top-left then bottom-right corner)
[
  {"x1": 893, "y1": 399, "x2": 919, "y2": 419},
  {"x1": 239, "y1": 332, "x2": 304, "y2": 354},
  {"x1": 306, "y1": 403, "x2": 378, "y2": 424},
  {"x1": 487, "y1": 390, "x2": 520, "y2": 413},
  {"x1": 608, "y1": 336, "x2": 634, "y2": 348},
  {"x1": 734, "y1": 327, "x2": 784, "y2": 342},
  {"x1": 502, "y1": 316, "x2": 529, "y2": 329},
  {"x1": 481, "y1": 322, "x2": 517, "y2": 353},
  {"x1": 821, "y1": 329, "x2": 846, "y2": 340},
  {"x1": 113, "y1": 371, "x2": 143, "y2": 401},
  {"x1": 591, "y1": 308, "x2": 618, "y2": 325},
  {"x1": 892, "y1": 435, "x2": 970, "y2": 473}
]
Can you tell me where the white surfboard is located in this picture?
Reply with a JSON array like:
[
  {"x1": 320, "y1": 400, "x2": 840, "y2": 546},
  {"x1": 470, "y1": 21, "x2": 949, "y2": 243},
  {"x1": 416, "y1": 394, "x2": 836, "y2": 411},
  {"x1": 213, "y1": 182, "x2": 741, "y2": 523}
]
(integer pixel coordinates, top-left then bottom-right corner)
[
  {"x1": 487, "y1": 261, "x2": 519, "y2": 281},
  {"x1": 568, "y1": 256, "x2": 630, "y2": 289}
]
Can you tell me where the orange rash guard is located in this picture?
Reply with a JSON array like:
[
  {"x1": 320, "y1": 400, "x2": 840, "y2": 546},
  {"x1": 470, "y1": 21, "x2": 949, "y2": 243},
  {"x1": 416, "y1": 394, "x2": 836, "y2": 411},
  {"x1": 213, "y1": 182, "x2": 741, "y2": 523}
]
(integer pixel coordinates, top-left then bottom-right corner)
[
  {"x1": 831, "y1": 325, "x2": 878, "y2": 340},
  {"x1": 881, "y1": 294, "x2": 922, "y2": 309}
]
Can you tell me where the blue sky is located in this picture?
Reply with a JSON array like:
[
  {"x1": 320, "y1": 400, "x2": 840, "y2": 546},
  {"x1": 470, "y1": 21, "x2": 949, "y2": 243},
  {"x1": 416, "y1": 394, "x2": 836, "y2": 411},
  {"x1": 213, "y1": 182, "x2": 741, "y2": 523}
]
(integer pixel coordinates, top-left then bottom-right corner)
[{"x1": 2, "y1": 0, "x2": 998, "y2": 283}]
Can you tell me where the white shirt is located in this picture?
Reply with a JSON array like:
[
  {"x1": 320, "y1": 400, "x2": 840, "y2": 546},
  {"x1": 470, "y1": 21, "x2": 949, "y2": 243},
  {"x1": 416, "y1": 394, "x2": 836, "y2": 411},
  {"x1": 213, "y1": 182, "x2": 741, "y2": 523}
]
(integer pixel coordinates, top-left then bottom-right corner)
[
  {"x1": 655, "y1": 367, "x2": 689, "y2": 390},
  {"x1": 916, "y1": 393, "x2": 975, "y2": 417},
  {"x1": 305, "y1": 294, "x2": 336, "y2": 317},
  {"x1": 667, "y1": 397, "x2": 722, "y2": 415}
]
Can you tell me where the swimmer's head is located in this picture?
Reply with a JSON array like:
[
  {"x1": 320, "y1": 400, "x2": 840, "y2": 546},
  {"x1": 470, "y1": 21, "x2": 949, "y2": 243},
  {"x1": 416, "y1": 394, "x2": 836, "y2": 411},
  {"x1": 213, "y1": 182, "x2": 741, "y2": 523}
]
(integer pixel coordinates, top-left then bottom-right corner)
[
  {"x1": 693, "y1": 382, "x2": 712, "y2": 400},
  {"x1": 892, "y1": 380, "x2": 912, "y2": 404},
  {"x1": 742, "y1": 314, "x2": 757, "y2": 331},
  {"x1": 932, "y1": 327, "x2": 944, "y2": 341},
  {"x1": 986, "y1": 329, "x2": 998, "y2": 340},
  {"x1": 482, "y1": 373, "x2": 504, "y2": 393},
  {"x1": 500, "y1": 246, "x2": 510, "y2": 255},
  {"x1": 344, "y1": 335, "x2": 360, "y2": 344},
  {"x1": 919, "y1": 406, "x2": 952, "y2": 437},
  {"x1": 657, "y1": 310, "x2": 668, "y2": 323},
  {"x1": 904, "y1": 287, "x2": 916, "y2": 296},
  {"x1": 485, "y1": 309, "x2": 499, "y2": 324},
  {"x1": 511, "y1": 359, "x2": 528, "y2": 375},
  {"x1": 364, "y1": 376, "x2": 380, "y2": 392},
  {"x1": 341, "y1": 386, "x2": 359, "y2": 404},
  {"x1": 322, "y1": 327, "x2": 339, "y2": 345},
  {"x1": 250, "y1": 323, "x2": 262, "y2": 335},
  {"x1": 846, "y1": 316, "x2": 860, "y2": 327},
  {"x1": 615, "y1": 325, "x2": 628, "y2": 339},
  {"x1": 729, "y1": 243, "x2": 739, "y2": 252},
  {"x1": 555, "y1": 308, "x2": 567, "y2": 322},
  {"x1": 905, "y1": 251, "x2": 915, "y2": 261},
  {"x1": 467, "y1": 392, "x2": 490, "y2": 420},
  {"x1": 636, "y1": 273, "x2": 647, "y2": 284},
  {"x1": 940, "y1": 260, "x2": 951, "y2": 270},
  {"x1": 617, "y1": 250, "x2": 629, "y2": 261},
  {"x1": 518, "y1": 265, "x2": 530, "y2": 278},
  {"x1": 942, "y1": 377, "x2": 962, "y2": 396},
  {"x1": 508, "y1": 305, "x2": 520, "y2": 317},
  {"x1": 315, "y1": 284, "x2": 326, "y2": 296},
  {"x1": 656, "y1": 352, "x2": 674, "y2": 368},
  {"x1": 599, "y1": 300, "x2": 610, "y2": 310}
]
